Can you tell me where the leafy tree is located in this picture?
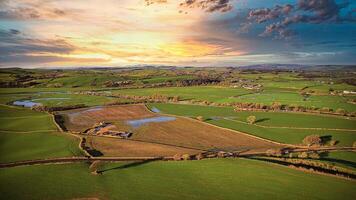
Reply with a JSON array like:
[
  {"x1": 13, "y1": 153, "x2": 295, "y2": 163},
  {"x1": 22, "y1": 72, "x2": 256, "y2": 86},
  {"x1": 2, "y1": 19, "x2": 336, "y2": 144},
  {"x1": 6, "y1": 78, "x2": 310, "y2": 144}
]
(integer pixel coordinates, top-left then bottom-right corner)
[
  {"x1": 246, "y1": 115, "x2": 256, "y2": 124},
  {"x1": 303, "y1": 135, "x2": 322, "y2": 146}
]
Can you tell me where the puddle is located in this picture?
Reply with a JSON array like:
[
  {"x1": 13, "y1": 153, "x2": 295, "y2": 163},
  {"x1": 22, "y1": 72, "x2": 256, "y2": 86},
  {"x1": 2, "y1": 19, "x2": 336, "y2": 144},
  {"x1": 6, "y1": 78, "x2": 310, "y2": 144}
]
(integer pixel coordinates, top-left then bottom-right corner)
[
  {"x1": 150, "y1": 107, "x2": 161, "y2": 113},
  {"x1": 127, "y1": 116, "x2": 176, "y2": 128},
  {"x1": 13, "y1": 100, "x2": 41, "y2": 108},
  {"x1": 13, "y1": 97, "x2": 70, "y2": 108}
]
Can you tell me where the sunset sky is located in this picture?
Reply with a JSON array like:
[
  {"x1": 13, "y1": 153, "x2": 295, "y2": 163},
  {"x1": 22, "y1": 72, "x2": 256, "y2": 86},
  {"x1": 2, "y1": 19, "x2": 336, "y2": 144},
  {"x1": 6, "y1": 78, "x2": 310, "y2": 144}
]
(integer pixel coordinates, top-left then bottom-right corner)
[{"x1": 0, "y1": 0, "x2": 355, "y2": 68}]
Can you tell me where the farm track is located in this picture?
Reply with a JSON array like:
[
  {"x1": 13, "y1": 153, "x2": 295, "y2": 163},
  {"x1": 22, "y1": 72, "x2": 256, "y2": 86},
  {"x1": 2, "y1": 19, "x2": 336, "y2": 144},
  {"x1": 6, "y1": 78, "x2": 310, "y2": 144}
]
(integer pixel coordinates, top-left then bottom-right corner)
[
  {"x1": 0, "y1": 147, "x2": 354, "y2": 169},
  {"x1": 224, "y1": 118, "x2": 356, "y2": 132}
]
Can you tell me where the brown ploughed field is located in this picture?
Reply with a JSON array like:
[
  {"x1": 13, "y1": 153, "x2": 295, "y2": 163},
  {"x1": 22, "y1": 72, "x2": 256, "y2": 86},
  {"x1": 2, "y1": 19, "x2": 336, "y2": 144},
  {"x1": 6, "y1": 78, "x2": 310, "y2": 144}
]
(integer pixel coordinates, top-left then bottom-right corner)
[
  {"x1": 131, "y1": 117, "x2": 281, "y2": 152},
  {"x1": 59, "y1": 104, "x2": 283, "y2": 156},
  {"x1": 58, "y1": 104, "x2": 156, "y2": 132},
  {"x1": 86, "y1": 136, "x2": 202, "y2": 157}
]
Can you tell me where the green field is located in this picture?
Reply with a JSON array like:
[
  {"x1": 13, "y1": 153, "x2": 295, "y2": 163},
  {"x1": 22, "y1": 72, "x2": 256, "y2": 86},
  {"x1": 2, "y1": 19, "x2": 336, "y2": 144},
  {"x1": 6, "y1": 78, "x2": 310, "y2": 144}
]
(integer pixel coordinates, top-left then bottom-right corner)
[
  {"x1": 112, "y1": 86, "x2": 252, "y2": 102},
  {"x1": 0, "y1": 91, "x2": 121, "y2": 107},
  {"x1": 0, "y1": 105, "x2": 82, "y2": 162},
  {"x1": 112, "y1": 85, "x2": 356, "y2": 111},
  {"x1": 1, "y1": 159, "x2": 355, "y2": 200},
  {"x1": 148, "y1": 103, "x2": 356, "y2": 146}
]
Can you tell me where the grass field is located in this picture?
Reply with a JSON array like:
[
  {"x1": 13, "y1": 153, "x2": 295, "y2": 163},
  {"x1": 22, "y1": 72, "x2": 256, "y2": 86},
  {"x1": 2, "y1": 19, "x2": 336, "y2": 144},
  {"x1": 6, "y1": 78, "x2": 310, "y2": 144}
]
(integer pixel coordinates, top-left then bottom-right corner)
[
  {"x1": 228, "y1": 90, "x2": 356, "y2": 111},
  {"x1": 112, "y1": 86, "x2": 252, "y2": 102},
  {"x1": 0, "y1": 105, "x2": 83, "y2": 163},
  {"x1": 0, "y1": 132, "x2": 82, "y2": 163},
  {"x1": 110, "y1": 85, "x2": 356, "y2": 112},
  {"x1": 321, "y1": 151, "x2": 356, "y2": 170},
  {"x1": 148, "y1": 103, "x2": 356, "y2": 146},
  {"x1": 0, "y1": 159, "x2": 355, "y2": 200}
]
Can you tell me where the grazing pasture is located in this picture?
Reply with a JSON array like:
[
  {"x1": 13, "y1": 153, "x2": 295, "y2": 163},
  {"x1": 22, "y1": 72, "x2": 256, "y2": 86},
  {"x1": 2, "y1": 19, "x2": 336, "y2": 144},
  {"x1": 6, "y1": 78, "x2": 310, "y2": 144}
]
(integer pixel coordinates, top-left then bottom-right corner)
[
  {"x1": 0, "y1": 105, "x2": 82, "y2": 162},
  {"x1": 0, "y1": 159, "x2": 355, "y2": 200},
  {"x1": 112, "y1": 86, "x2": 252, "y2": 102}
]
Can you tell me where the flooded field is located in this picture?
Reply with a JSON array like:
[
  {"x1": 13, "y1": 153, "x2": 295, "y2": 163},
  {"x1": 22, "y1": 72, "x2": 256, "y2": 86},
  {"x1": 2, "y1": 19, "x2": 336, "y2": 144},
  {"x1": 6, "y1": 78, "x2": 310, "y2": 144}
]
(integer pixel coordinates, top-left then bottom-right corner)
[{"x1": 127, "y1": 116, "x2": 176, "y2": 128}]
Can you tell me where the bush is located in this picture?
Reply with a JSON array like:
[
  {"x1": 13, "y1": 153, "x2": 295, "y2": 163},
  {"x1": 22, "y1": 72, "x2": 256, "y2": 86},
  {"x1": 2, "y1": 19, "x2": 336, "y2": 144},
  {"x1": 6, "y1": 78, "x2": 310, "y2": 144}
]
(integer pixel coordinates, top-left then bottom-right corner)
[
  {"x1": 335, "y1": 108, "x2": 346, "y2": 115},
  {"x1": 266, "y1": 148, "x2": 283, "y2": 157},
  {"x1": 195, "y1": 153, "x2": 205, "y2": 160},
  {"x1": 302, "y1": 135, "x2": 322, "y2": 146},
  {"x1": 329, "y1": 140, "x2": 337, "y2": 146},
  {"x1": 353, "y1": 141, "x2": 356, "y2": 148},
  {"x1": 246, "y1": 115, "x2": 256, "y2": 124},
  {"x1": 298, "y1": 152, "x2": 309, "y2": 158},
  {"x1": 173, "y1": 154, "x2": 182, "y2": 161},
  {"x1": 196, "y1": 116, "x2": 204, "y2": 121},
  {"x1": 308, "y1": 152, "x2": 320, "y2": 159},
  {"x1": 181, "y1": 154, "x2": 191, "y2": 160}
]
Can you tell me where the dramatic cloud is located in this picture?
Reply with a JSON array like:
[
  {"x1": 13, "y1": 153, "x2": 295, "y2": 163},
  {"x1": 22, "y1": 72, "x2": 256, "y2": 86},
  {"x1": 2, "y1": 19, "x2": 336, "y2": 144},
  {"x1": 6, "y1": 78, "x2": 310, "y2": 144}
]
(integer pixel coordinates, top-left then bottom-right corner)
[
  {"x1": 0, "y1": 0, "x2": 355, "y2": 67},
  {"x1": 145, "y1": 0, "x2": 233, "y2": 13},
  {"x1": 0, "y1": 0, "x2": 67, "y2": 20},
  {"x1": 243, "y1": 0, "x2": 356, "y2": 39},
  {"x1": 179, "y1": 0, "x2": 233, "y2": 13}
]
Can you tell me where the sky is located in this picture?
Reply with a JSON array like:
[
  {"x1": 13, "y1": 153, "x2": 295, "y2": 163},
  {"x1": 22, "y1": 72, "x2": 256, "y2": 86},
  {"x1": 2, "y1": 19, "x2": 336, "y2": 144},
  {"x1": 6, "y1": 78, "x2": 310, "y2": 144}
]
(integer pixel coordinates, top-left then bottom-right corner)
[{"x1": 0, "y1": 0, "x2": 355, "y2": 68}]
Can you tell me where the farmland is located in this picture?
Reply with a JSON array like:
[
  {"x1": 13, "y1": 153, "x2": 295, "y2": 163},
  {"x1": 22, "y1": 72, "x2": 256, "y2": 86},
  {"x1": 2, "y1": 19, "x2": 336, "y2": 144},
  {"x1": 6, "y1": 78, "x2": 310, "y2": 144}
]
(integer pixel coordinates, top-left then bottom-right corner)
[
  {"x1": 148, "y1": 103, "x2": 356, "y2": 146},
  {"x1": 1, "y1": 159, "x2": 355, "y2": 200},
  {"x1": 58, "y1": 104, "x2": 281, "y2": 156},
  {"x1": 0, "y1": 105, "x2": 83, "y2": 163},
  {"x1": 0, "y1": 66, "x2": 355, "y2": 200}
]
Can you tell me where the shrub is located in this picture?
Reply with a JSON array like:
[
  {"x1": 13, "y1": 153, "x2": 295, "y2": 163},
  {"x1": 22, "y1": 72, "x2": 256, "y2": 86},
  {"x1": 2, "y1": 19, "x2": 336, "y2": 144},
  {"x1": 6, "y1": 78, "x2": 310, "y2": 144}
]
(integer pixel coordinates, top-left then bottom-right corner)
[
  {"x1": 173, "y1": 154, "x2": 182, "y2": 161},
  {"x1": 195, "y1": 153, "x2": 205, "y2": 160},
  {"x1": 246, "y1": 115, "x2": 256, "y2": 124},
  {"x1": 181, "y1": 154, "x2": 191, "y2": 160},
  {"x1": 308, "y1": 152, "x2": 320, "y2": 159},
  {"x1": 335, "y1": 108, "x2": 346, "y2": 115},
  {"x1": 217, "y1": 151, "x2": 227, "y2": 158},
  {"x1": 329, "y1": 140, "x2": 337, "y2": 146},
  {"x1": 298, "y1": 152, "x2": 309, "y2": 158},
  {"x1": 266, "y1": 148, "x2": 283, "y2": 157},
  {"x1": 302, "y1": 135, "x2": 322, "y2": 146},
  {"x1": 196, "y1": 116, "x2": 204, "y2": 121},
  {"x1": 353, "y1": 141, "x2": 356, "y2": 148}
]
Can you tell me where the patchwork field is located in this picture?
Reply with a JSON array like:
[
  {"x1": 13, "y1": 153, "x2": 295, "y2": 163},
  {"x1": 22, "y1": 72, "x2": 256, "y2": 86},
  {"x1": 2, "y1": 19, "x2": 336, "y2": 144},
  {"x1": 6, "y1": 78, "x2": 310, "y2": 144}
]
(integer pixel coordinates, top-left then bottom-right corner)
[
  {"x1": 148, "y1": 103, "x2": 356, "y2": 146},
  {"x1": 1, "y1": 67, "x2": 356, "y2": 200}
]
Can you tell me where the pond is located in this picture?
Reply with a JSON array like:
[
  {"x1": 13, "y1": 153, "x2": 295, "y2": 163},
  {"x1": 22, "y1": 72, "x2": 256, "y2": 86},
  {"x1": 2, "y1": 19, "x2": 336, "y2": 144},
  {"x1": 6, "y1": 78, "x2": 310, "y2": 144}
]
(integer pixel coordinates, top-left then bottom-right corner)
[
  {"x1": 13, "y1": 100, "x2": 41, "y2": 108},
  {"x1": 126, "y1": 116, "x2": 176, "y2": 128},
  {"x1": 150, "y1": 107, "x2": 161, "y2": 113},
  {"x1": 12, "y1": 98, "x2": 71, "y2": 108}
]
